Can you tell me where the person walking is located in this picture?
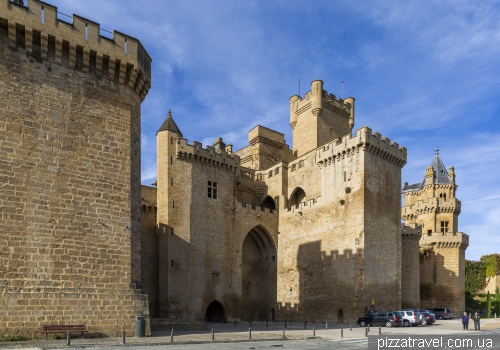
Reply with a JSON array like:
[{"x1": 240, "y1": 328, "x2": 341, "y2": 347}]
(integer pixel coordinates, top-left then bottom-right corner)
[
  {"x1": 473, "y1": 311, "x2": 481, "y2": 331},
  {"x1": 461, "y1": 312, "x2": 469, "y2": 331}
]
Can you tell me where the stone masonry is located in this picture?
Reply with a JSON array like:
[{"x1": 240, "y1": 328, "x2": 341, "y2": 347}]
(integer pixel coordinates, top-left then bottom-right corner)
[
  {"x1": 0, "y1": 0, "x2": 151, "y2": 336},
  {"x1": 402, "y1": 149, "x2": 469, "y2": 314},
  {"x1": 146, "y1": 80, "x2": 413, "y2": 325},
  {"x1": 0, "y1": 0, "x2": 469, "y2": 335}
]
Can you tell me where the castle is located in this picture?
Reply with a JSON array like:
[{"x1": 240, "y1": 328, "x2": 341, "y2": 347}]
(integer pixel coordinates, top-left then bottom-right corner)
[{"x1": 0, "y1": 0, "x2": 468, "y2": 336}]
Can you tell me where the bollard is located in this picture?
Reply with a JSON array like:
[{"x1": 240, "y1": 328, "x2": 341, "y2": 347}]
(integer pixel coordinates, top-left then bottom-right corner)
[
  {"x1": 249, "y1": 328, "x2": 252, "y2": 339},
  {"x1": 379, "y1": 326, "x2": 381, "y2": 335},
  {"x1": 367, "y1": 324, "x2": 370, "y2": 332},
  {"x1": 211, "y1": 329, "x2": 214, "y2": 341},
  {"x1": 326, "y1": 321, "x2": 328, "y2": 329},
  {"x1": 282, "y1": 329, "x2": 285, "y2": 339},
  {"x1": 122, "y1": 330, "x2": 126, "y2": 344},
  {"x1": 235, "y1": 320, "x2": 237, "y2": 326},
  {"x1": 341, "y1": 328, "x2": 343, "y2": 338},
  {"x1": 285, "y1": 320, "x2": 287, "y2": 328},
  {"x1": 313, "y1": 326, "x2": 315, "y2": 337},
  {"x1": 304, "y1": 321, "x2": 307, "y2": 330},
  {"x1": 67, "y1": 332, "x2": 71, "y2": 346},
  {"x1": 350, "y1": 323, "x2": 352, "y2": 331},
  {"x1": 170, "y1": 329, "x2": 174, "y2": 342},
  {"x1": 266, "y1": 320, "x2": 268, "y2": 327},
  {"x1": 365, "y1": 327, "x2": 368, "y2": 337}
]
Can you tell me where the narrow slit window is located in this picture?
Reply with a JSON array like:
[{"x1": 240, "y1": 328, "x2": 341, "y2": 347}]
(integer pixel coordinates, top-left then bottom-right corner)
[
  {"x1": 85, "y1": 23, "x2": 88, "y2": 40},
  {"x1": 124, "y1": 38, "x2": 127, "y2": 55},
  {"x1": 41, "y1": 6, "x2": 45, "y2": 24}
]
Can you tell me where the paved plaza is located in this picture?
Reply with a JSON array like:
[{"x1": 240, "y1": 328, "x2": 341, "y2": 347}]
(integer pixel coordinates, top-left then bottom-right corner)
[{"x1": 1, "y1": 318, "x2": 499, "y2": 350}]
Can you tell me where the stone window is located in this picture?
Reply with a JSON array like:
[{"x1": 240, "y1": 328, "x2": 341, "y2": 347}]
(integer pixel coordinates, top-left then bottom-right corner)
[
  {"x1": 440, "y1": 193, "x2": 447, "y2": 200},
  {"x1": 208, "y1": 181, "x2": 218, "y2": 199},
  {"x1": 299, "y1": 160, "x2": 304, "y2": 168},
  {"x1": 440, "y1": 221, "x2": 449, "y2": 234},
  {"x1": 212, "y1": 272, "x2": 220, "y2": 284},
  {"x1": 291, "y1": 164, "x2": 296, "y2": 172},
  {"x1": 427, "y1": 230, "x2": 432, "y2": 236},
  {"x1": 275, "y1": 167, "x2": 279, "y2": 175}
]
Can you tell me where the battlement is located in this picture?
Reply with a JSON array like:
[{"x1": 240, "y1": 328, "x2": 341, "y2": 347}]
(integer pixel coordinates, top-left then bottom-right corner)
[
  {"x1": 0, "y1": 0, "x2": 151, "y2": 101},
  {"x1": 176, "y1": 138, "x2": 240, "y2": 170},
  {"x1": 420, "y1": 231, "x2": 469, "y2": 249},
  {"x1": 290, "y1": 80, "x2": 354, "y2": 128},
  {"x1": 401, "y1": 197, "x2": 461, "y2": 220},
  {"x1": 235, "y1": 201, "x2": 276, "y2": 216},
  {"x1": 315, "y1": 126, "x2": 407, "y2": 168},
  {"x1": 283, "y1": 196, "x2": 321, "y2": 214},
  {"x1": 401, "y1": 223, "x2": 422, "y2": 240}
]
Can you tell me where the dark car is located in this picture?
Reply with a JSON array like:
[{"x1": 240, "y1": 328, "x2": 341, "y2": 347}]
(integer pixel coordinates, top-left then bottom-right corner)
[
  {"x1": 416, "y1": 309, "x2": 436, "y2": 325},
  {"x1": 357, "y1": 311, "x2": 403, "y2": 328},
  {"x1": 430, "y1": 307, "x2": 454, "y2": 320}
]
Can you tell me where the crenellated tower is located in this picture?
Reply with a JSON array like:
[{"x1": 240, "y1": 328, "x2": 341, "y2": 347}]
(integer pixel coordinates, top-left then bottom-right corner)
[
  {"x1": 402, "y1": 149, "x2": 468, "y2": 314},
  {"x1": 0, "y1": 0, "x2": 151, "y2": 336},
  {"x1": 290, "y1": 80, "x2": 355, "y2": 156}
]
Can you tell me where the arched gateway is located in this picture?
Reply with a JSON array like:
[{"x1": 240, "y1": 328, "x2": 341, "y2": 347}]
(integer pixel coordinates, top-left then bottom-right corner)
[
  {"x1": 241, "y1": 225, "x2": 277, "y2": 321},
  {"x1": 206, "y1": 300, "x2": 225, "y2": 323}
]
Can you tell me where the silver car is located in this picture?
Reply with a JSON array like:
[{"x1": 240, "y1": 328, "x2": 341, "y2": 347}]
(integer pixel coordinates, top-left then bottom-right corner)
[{"x1": 397, "y1": 310, "x2": 423, "y2": 327}]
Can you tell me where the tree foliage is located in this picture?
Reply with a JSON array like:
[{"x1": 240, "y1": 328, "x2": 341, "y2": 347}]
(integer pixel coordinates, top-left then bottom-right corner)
[{"x1": 466, "y1": 255, "x2": 500, "y2": 293}]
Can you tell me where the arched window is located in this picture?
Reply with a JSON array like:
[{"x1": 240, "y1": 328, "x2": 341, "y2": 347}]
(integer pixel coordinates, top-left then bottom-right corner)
[
  {"x1": 262, "y1": 196, "x2": 276, "y2": 211},
  {"x1": 289, "y1": 187, "x2": 306, "y2": 208}
]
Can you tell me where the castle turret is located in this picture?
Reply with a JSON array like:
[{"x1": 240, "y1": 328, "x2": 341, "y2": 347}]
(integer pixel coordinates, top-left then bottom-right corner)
[
  {"x1": 402, "y1": 148, "x2": 468, "y2": 314},
  {"x1": 156, "y1": 110, "x2": 183, "y2": 317},
  {"x1": 290, "y1": 80, "x2": 354, "y2": 156}
]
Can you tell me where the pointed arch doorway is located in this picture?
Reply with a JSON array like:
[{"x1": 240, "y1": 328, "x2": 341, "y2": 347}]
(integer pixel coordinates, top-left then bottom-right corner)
[
  {"x1": 206, "y1": 300, "x2": 225, "y2": 323},
  {"x1": 241, "y1": 225, "x2": 277, "y2": 321}
]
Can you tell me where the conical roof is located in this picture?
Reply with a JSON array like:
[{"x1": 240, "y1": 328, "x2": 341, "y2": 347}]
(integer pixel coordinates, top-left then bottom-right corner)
[
  {"x1": 157, "y1": 110, "x2": 183, "y2": 136},
  {"x1": 402, "y1": 147, "x2": 450, "y2": 192},
  {"x1": 430, "y1": 147, "x2": 450, "y2": 184}
]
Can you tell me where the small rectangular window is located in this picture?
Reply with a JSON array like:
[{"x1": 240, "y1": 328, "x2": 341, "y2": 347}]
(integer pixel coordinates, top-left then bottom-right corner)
[
  {"x1": 208, "y1": 181, "x2": 217, "y2": 199},
  {"x1": 440, "y1": 221, "x2": 449, "y2": 234},
  {"x1": 427, "y1": 230, "x2": 432, "y2": 236}
]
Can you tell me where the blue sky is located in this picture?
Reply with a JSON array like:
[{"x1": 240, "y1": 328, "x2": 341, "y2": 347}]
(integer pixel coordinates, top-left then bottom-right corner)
[{"x1": 49, "y1": 0, "x2": 500, "y2": 261}]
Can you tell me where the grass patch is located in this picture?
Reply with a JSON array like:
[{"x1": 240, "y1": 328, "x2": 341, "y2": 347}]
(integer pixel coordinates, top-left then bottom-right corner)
[{"x1": 0, "y1": 335, "x2": 29, "y2": 342}]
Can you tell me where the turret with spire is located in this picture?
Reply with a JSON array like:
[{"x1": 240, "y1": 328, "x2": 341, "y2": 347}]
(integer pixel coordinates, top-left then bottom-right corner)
[{"x1": 401, "y1": 148, "x2": 468, "y2": 314}]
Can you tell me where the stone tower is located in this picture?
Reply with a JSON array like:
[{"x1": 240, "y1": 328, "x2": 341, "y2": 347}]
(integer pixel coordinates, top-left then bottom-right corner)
[
  {"x1": 289, "y1": 80, "x2": 354, "y2": 157},
  {"x1": 402, "y1": 149, "x2": 469, "y2": 313},
  {"x1": 0, "y1": 0, "x2": 151, "y2": 335}
]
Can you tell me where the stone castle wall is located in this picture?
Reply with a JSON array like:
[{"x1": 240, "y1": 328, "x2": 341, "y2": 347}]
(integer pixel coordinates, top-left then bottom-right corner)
[
  {"x1": 401, "y1": 225, "x2": 421, "y2": 308},
  {"x1": 140, "y1": 186, "x2": 159, "y2": 317},
  {"x1": 0, "y1": 1, "x2": 151, "y2": 336}
]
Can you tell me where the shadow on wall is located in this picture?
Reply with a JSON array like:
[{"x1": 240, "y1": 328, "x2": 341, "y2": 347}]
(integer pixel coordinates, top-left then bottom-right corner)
[
  {"x1": 277, "y1": 240, "x2": 402, "y2": 324},
  {"x1": 156, "y1": 223, "x2": 277, "y2": 323},
  {"x1": 419, "y1": 249, "x2": 464, "y2": 313}
]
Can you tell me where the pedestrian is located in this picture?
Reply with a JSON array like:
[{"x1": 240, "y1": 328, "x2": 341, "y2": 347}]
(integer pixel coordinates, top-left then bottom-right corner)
[
  {"x1": 473, "y1": 311, "x2": 481, "y2": 331},
  {"x1": 461, "y1": 312, "x2": 469, "y2": 331}
]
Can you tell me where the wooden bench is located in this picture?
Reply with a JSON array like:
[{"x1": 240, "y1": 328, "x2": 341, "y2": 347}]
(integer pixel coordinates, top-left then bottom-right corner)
[{"x1": 42, "y1": 325, "x2": 88, "y2": 340}]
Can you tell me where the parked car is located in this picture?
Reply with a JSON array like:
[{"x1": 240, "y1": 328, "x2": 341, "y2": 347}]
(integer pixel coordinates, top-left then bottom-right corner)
[
  {"x1": 430, "y1": 308, "x2": 454, "y2": 320},
  {"x1": 398, "y1": 310, "x2": 423, "y2": 327},
  {"x1": 357, "y1": 311, "x2": 404, "y2": 328},
  {"x1": 420, "y1": 311, "x2": 436, "y2": 325}
]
